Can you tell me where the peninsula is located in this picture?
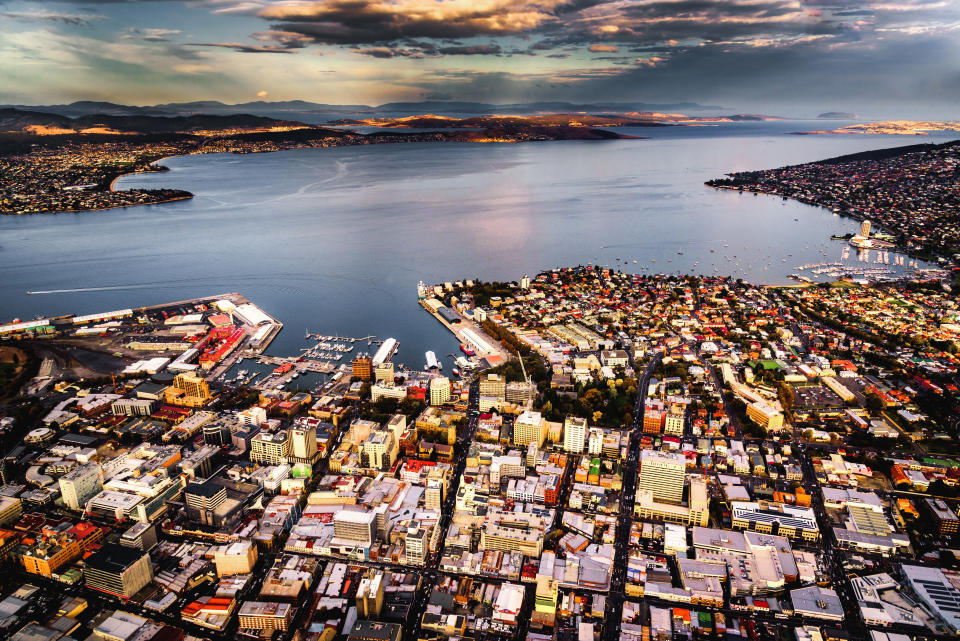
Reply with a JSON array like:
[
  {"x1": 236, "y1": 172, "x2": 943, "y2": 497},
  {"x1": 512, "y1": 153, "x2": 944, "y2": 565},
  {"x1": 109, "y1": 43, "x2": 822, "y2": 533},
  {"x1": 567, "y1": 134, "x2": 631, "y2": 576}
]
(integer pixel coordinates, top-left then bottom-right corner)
[{"x1": 0, "y1": 110, "x2": 628, "y2": 215}]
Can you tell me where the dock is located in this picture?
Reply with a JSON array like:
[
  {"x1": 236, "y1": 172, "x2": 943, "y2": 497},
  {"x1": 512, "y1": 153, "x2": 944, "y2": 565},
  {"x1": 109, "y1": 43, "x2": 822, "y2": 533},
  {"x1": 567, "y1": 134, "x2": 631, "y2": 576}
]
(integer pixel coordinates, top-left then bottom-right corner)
[{"x1": 418, "y1": 296, "x2": 513, "y2": 363}]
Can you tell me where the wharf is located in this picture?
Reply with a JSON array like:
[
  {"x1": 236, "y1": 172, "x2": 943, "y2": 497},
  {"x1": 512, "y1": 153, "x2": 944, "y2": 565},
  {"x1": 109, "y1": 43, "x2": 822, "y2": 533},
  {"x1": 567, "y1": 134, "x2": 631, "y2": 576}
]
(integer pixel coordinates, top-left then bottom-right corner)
[
  {"x1": 418, "y1": 297, "x2": 512, "y2": 363},
  {"x1": 252, "y1": 356, "x2": 340, "y2": 390}
]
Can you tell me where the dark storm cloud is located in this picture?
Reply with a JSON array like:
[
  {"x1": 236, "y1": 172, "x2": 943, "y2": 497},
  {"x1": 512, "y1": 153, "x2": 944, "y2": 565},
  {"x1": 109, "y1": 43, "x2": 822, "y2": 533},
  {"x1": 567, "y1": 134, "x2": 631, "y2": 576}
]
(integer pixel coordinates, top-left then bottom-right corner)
[
  {"x1": 259, "y1": 0, "x2": 570, "y2": 45},
  {"x1": 190, "y1": 41, "x2": 301, "y2": 53},
  {"x1": 437, "y1": 44, "x2": 502, "y2": 55}
]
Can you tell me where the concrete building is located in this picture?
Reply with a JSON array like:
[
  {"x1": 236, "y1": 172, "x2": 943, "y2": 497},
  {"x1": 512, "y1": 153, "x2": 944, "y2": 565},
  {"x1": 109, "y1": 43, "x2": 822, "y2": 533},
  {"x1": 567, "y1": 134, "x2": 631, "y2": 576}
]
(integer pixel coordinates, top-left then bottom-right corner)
[
  {"x1": 211, "y1": 540, "x2": 258, "y2": 576},
  {"x1": 361, "y1": 431, "x2": 396, "y2": 471},
  {"x1": 430, "y1": 376, "x2": 451, "y2": 406},
  {"x1": 237, "y1": 601, "x2": 292, "y2": 632},
  {"x1": 333, "y1": 509, "x2": 377, "y2": 545},
  {"x1": 731, "y1": 501, "x2": 820, "y2": 541},
  {"x1": 119, "y1": 522, "x2": 158, "y2": 552},
  {"x1": 59, "y1": 463, "x2": 103, "y2": 510},
  {"x1": 747, "y1": 401, "x2": 785, "y2": 432},
  {"x1": 506, "y1": 381, "x2": 536, "y2": 407},
  {"x1": 790, "y1": 586, "x2": 844, "y2": 621},
  {"x1": 639, "y1": 450, "x2": 686, "y2": 505},
  {"x1": 635, "y1": 477, "x2": 710, "y2": 527},
  {"x1": 84, "y1": 547, "x2": 153, "y2": 600},
  {"x1": 288, "y1": 425, "x2": 319, "y2": 465},
  {"x1": 513, "y1": 410, "x2": 546, "y2": 448},
  {"x1": 250, "y1": 430, "x2": 290, "y2": 465},
  {"x1": 479, "y1": 374, "x2": 506, "y2": 400},
  {"x1": 356, "y1": 572, "x2": 384, "y2": 618},
  {"x1": 901, "y1": 565, "x2": 960, "y2": 634}
]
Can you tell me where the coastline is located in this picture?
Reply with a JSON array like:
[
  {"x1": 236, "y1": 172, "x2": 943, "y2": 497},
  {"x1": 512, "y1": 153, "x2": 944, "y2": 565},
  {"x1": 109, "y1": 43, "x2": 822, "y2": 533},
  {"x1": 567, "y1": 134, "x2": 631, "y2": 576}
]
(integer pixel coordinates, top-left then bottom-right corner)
[
  {"x1": 35, "y1": 129, "x2": 633, "y2": 216},
  {"x1": 705, "y1": 182, "x2": 946, "y2": 270}
]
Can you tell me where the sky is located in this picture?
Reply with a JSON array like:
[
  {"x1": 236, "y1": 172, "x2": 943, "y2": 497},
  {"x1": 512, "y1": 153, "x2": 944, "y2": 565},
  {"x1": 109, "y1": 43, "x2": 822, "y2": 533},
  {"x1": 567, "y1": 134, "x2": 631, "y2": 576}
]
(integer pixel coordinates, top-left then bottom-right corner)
[{"x1": 1, "y1": 0, "x2": 959, "y2": 116}]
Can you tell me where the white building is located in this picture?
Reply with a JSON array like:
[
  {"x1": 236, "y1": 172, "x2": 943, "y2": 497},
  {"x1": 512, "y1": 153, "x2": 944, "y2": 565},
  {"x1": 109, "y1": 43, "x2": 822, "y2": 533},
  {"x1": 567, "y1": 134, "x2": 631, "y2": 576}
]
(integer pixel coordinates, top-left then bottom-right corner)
[{"x1": 563, "y1": 417, "x2": 586, "y2": 453}]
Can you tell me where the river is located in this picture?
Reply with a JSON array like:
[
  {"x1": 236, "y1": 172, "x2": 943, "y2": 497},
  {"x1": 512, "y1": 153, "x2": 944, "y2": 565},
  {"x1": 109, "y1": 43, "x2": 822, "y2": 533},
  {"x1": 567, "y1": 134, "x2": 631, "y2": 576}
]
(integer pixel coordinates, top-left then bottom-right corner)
[{"x1": 1, "y1": 121, "x2": 954, "y2": 364}]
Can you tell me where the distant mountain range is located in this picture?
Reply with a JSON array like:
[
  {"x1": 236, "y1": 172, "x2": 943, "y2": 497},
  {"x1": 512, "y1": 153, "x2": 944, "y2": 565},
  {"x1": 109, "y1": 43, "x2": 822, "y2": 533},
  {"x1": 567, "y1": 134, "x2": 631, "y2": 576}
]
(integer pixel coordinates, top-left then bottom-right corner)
[
  {"x1": 0, "y1": 99, "x2": 726, "y2": 118},
  {"x1": 0, "y1": 108, "x2": 305, "y2": 134}
]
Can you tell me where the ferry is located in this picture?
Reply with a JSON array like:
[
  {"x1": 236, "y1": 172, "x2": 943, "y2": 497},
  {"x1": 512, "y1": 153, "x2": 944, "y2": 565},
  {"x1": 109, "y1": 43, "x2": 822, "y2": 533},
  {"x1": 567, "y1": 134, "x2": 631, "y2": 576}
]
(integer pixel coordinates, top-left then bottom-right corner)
[{"x1": 460, "y1": 344, "x2": 476, "y2": 356}]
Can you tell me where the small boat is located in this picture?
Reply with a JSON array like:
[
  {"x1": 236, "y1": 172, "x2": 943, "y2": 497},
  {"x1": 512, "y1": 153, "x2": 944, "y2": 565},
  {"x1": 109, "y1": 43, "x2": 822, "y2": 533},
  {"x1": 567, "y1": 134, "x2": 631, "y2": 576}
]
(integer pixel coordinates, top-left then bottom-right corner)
[{"x1": 460, "y1": 344, "x2": 476, "y2": 356}]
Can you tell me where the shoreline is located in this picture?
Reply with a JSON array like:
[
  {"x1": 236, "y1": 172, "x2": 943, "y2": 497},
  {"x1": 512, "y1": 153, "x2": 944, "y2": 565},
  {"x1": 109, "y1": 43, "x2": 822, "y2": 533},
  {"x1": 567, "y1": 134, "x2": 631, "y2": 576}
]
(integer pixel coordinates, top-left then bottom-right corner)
[
  {"x1": 69, "y1": 132, "x2": 636, "y2": 216},
  {"x1": 706, "y1": 183, "x2": 947, "y2": 272}
]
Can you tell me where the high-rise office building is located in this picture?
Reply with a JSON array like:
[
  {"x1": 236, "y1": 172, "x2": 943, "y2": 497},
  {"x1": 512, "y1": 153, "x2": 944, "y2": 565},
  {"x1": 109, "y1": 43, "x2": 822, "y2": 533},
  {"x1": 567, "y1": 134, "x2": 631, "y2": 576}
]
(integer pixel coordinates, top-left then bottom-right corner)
[
  {"x1": 479, "y1": 374, "x2": 506, "y2": 400},
  {"x1": 59, "y1": 463, "x2": 103, "y2": 510},
  {"x1": 513, "y1": 410, "x2": 546, "y2": 448},
  {"x1": 352, "y1": 355, "x2": 373, "y2": 380},
  {"x1": 84, "y1": 546, "x2": 153, "y2": 600},
  {"x1": 638, "y1": 450, "x2": 686, "y2": 505},
  {"x1": 288, "y1": 425, "x2": 319, "y2": 464},
  {"x1": 119, "y1": 522, "x2": 158, "y2": 552},
  {"x1": 250, "y1": 431, "x2": 290, "y2": 465},
  {"x1": 374, "y1": 362, "x2": 395, "y2": 385},
  {"x1": 333, "y1": 510, "x2": 377, "y2": 545}
]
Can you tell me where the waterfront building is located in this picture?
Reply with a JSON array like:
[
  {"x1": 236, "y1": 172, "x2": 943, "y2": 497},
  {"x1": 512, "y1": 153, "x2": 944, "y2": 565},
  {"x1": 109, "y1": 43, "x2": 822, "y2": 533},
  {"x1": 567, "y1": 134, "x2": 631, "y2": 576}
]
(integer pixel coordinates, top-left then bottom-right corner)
[
  {"x1": 352, "y1": 355, "x2": 373, "y2": 380},
  {"x1": 162, "y1": 372, "x2": 212, "y2": 407},
  {"x1": 430, "y1": 376, "x2": 451, "y2": 406}
]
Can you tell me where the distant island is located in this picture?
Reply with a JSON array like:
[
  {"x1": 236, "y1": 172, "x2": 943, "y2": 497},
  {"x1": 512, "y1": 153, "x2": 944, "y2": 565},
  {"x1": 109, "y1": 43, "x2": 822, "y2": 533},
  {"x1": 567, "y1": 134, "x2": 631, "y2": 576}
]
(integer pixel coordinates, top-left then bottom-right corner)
[
  {"x1": 329, "y1": 112, "x2": 781, "y2": 129},
  {"x1": 0, "y1": 98, "x2": 726, "y2": 118},
  {"x1": 792, "y1": 120, "x2": 960, "y2": 135},
  {"x1": 817, "y1": 112, "x2": 858, "y2": 119},
  {"x1": 0, "y1": 110, "x2": 632, "y2": 215}
]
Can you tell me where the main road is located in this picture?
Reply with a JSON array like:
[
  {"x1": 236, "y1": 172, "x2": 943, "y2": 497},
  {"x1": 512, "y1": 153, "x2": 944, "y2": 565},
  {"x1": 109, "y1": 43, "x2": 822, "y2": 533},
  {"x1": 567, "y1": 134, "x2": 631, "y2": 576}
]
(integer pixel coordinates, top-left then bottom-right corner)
[{"x1": 602, "y1": 350, "x2": 662, "y2": 641}]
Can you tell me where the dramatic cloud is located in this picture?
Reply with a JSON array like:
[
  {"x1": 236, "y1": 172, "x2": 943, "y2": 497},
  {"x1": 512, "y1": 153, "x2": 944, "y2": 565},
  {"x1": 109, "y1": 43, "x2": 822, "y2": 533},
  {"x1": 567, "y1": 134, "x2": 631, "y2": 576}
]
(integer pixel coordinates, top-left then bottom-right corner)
[
  {"x1": 258, "y1": 0, "x2": 571, "y2": 44},
  {"x1": 0, "y1": 10, "x2": 106, "y2": 25},
  {"x1": 2, "y1": 0, "x2": 958, "y2": 114},
  {"x1": 437, "y1": 44, "x2": 502, "y2": 55},
  {"x1": 190, "y1": 41, "x2": 301, "y2": 53},
  {"x1": 123, "y1": 27, "x2": 182, "y2": 42}
]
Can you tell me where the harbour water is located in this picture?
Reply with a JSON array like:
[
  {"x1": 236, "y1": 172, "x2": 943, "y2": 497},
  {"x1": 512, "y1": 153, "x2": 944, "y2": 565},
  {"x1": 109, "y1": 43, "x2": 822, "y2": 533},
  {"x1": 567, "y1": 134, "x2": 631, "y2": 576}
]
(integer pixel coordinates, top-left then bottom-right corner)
[{"x1": 0, "y1": 122, "x2": 954, "y2": 364}]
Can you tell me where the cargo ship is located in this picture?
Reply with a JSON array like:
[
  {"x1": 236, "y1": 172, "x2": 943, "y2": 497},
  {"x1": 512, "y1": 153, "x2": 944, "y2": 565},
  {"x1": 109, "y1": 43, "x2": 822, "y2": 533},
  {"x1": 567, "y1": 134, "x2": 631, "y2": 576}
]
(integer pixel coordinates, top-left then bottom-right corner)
[
  {"x1": 425, "y1": 351, "x2": 442, "y2": 370},
  {"x1": 460, "y1": 344, "x2": 476, "y2": 356}
]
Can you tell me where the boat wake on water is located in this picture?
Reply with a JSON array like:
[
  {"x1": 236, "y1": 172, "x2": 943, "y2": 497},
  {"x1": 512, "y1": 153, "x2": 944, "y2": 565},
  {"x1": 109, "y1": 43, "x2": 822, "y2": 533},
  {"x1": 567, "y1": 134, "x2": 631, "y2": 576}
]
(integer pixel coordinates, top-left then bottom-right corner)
[{"x1": 26, "y1": 284, "x2": 163, "y2": 295}]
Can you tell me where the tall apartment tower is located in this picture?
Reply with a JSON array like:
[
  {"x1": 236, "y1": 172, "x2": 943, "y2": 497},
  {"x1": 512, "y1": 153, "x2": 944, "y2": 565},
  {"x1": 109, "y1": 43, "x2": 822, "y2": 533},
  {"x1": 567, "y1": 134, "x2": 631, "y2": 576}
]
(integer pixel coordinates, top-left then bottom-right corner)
[{"x1": 563, "y1": 417, "x2": 587, "y2": 453}]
